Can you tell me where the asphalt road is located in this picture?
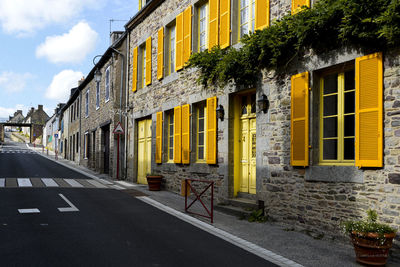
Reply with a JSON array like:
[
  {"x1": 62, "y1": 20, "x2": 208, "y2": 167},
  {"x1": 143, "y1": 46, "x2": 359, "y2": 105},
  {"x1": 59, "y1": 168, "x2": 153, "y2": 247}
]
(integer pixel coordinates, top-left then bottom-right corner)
[{"x1": 0, "y1": 136, "x2": 276, "y2": 266}]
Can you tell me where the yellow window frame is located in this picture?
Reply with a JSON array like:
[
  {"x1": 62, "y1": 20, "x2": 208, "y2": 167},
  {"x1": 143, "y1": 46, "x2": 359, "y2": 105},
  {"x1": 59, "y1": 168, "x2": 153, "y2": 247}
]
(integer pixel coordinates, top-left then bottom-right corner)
[
  {"x1": 167, "y1": 111, "x2": 174, "y2": 162},
  {"x1": 196, "y1": 104, "x2": 207, "y2": 162},
  {"x1": 238, "y1": 0, "x2": 255, "y2": 41},
  {"x1": 198, "y1": 3, "x2": 208, "y2": 52},
  {"x1": 167, "y1": 25, "x2": 176, "y2": 76},
  {"x1": 319, "y1": 71, "x2": 355, "y2": 165},
  {"x1": 141, "y1": 45, "x2": 146, "y2": 88}
]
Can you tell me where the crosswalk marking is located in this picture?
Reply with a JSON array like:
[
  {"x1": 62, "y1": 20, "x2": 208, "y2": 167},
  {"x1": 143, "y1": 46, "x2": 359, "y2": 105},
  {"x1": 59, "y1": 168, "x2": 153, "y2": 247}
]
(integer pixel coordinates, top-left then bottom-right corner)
[
  {"x1": 86, "y1": 179, "x2": 107, "y2": 188},
  {"x1": 64, "y1": 179, "x2": 84, "y2": 188},
  {"x1": 17, "y1": 178, "x2": 32, "y2": 187},
  {"x1": 0, "y1": 178, "x2": 5, "y2": 187},
  {"x1": 42, "y1": 178, "x2": 59, "y2": 187}
]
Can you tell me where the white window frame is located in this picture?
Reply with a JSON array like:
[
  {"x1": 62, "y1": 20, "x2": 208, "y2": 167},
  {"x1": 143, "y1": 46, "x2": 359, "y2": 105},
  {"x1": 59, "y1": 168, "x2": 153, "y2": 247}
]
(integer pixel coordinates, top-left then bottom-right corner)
[
  {"x1": 105, "y1": 66, "x2": 110, "y2": 102},
  {"x1": 85, "y1": 90, "x2": 89, "y2": 117},
  {"x1": 96, "y1": 82, "x2": 100, "y2": 110},
  {"x1": 198, "y1": 3, "x2": 208, "y2": 52}
]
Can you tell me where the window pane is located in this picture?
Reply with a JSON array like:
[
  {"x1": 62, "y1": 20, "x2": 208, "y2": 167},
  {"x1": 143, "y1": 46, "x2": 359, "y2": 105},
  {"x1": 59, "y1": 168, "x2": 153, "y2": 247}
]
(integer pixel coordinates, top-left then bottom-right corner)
[
  {"x1": 345, "y1": 70, "x2": 355, "y2": 91},
  {"x1": 241, "y1": 96, "x2": 247, "y2": 115},
  {"x1": 323, "y1": 139, "x2": 337, "y2": 160},
  {"x1": 198, "y1": 132, "x2": 204, "y2": 145},
  {"x1": 323, "y1": 73, "x2": 338, "y2": 94},
  {"x1": 323, "y1": 117, "x2": 337, "y2": 138},
  {"x1": 344, "y1": 91, "x2": 355, "y2": 114},
  {"x1": 198, "y1": 147, "x2": 204, "y2": 160},
  {"x1": 169, "y1": 148, "x2": 173, "y2": 160},
  {"x1": 344, "y1": 138, "x2": 355, "y2": 160},
  {"x1": 240, "y1": 24, "x2": 248, "y2": 38},
  {"x1": 198, "y1": 118, "x2": 204, "y2": 132},
  {"x1": 344, "y1": 115, "x2": 355, "y2": 137},
  {"x1": 323, "y1": 95, "x2": 337, "y2": 116}
]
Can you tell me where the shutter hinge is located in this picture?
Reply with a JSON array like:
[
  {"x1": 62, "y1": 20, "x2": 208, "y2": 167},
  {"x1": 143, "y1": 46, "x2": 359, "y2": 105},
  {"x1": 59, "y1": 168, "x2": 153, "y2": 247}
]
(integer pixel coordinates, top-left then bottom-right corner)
[
  {"x1": 308, "y1": 87, "x2": 312, "y2": 91},
  {"x1": 308, "y1": 145, "x2": 312, "y2": 148}
]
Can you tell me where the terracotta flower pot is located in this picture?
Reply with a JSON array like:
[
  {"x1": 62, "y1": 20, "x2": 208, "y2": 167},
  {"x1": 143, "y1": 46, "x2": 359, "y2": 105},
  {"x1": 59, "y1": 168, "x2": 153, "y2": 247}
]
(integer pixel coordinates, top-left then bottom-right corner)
[
  {"x1": 146, "y1": 175, "x2": 163, "y2": 191},
  {"x1": 350, "y1": 231, "x2": 396, "y2": 266}
]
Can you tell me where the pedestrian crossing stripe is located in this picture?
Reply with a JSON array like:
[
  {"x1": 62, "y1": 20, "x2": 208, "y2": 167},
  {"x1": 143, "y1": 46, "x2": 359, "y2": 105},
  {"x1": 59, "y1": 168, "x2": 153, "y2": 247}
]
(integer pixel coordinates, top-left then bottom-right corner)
[{"x1": 0, "y1": 178, "x2": 114, "y2": 189}]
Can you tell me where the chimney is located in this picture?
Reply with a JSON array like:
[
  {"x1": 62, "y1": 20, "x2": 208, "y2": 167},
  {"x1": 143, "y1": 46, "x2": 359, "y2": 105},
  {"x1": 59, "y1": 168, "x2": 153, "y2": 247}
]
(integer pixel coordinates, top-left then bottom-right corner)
[
  {"x1": 38, "y1": 105, "x2": 43, "y2": 110},
  {"x1": 78, "y1": 76, "x2": 85, "y2": 86},
  {"x1": 110, "y1": 31, "x2": 123, "y2": 45}
]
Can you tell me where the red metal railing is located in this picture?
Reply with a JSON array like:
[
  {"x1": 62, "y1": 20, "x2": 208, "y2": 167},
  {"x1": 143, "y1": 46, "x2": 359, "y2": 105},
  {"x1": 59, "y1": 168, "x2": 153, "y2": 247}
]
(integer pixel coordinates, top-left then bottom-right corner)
[{"x1": 184, "y1": 179, "x2": 214, "y2": 223}]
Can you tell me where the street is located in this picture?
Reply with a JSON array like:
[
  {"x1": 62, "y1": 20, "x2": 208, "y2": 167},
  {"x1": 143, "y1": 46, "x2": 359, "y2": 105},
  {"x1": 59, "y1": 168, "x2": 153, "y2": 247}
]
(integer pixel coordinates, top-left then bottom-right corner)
[{"x1": 0, "y1": 135, "x2": 276, "y2": 267}]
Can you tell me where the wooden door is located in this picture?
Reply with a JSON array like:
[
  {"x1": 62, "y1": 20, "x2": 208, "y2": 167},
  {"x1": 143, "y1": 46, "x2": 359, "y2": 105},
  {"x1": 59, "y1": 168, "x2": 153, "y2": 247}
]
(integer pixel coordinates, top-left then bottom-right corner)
[{"x1": 138, "y1": 119, "x2": 152, "y2": 184}]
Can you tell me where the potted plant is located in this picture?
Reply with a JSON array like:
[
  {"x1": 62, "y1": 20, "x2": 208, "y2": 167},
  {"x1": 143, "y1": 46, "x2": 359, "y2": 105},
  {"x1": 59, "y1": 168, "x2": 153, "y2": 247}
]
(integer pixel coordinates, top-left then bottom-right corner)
[
  {"x1": 341, "y1": 209, "x2": 397, "y2": 266},
  {"x1": 146, "y1": 173, "x2": 163, "y2": 191}
]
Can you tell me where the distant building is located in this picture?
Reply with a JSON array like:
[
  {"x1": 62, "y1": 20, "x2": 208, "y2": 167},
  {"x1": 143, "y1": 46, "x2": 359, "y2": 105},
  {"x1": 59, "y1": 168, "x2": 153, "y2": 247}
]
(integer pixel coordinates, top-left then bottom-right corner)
[{"x1": 22, "y1": 105, "x2": 49, "y2": 142}]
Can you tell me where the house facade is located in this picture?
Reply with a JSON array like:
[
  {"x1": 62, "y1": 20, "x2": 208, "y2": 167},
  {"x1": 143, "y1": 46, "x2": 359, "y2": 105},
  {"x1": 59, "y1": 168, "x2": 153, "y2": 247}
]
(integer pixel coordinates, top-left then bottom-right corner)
[
  {"x1": 63, "y1": 88, "x2": 81, "y2": 163},
  {"x1": 79, "y1": 32, "x2": 128, "y2": 178},
  {"x1": 123, "y1": 0, "x2": 400, "y2": 242}
]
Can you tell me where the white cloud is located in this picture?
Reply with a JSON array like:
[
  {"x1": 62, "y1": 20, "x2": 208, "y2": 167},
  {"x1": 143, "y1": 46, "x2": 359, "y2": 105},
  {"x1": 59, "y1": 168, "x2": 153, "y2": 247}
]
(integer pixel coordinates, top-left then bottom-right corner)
[
  {"x1": 0, "y1": 104, "x2": 28, "y2": 119},
  {"x1": 45, "y1": 70, "x2": 83, "y2": 102},
  {"x1": 0, "y1": 71, "x2": 33, "y2": 93},
  {"x1": 0, "y1": 0, "x2": 100, "y2": 35},
  {"x1": 36, "y1": 21, "x2": 98, "y2": 64}
]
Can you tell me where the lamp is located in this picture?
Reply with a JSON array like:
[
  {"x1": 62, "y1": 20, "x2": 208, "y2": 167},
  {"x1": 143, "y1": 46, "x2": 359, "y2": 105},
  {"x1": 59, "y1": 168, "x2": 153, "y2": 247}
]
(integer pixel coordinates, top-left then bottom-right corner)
[
  {"x1": 216, "y1": 105, "x2": 225, "y2": 121},
  {"x1": 257, "y1": 94, "x2": 269, "y2": 113},
  {"x1": 94, "y1": 68, "x2": 102, "y2": 83}
]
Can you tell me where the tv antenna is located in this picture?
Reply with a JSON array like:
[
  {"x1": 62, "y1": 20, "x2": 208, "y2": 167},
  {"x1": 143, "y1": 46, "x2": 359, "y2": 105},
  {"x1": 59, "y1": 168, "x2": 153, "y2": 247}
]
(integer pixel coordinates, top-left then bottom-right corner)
[{"x1": 109, "y1": 19, "x2": 128, "y2": 34}]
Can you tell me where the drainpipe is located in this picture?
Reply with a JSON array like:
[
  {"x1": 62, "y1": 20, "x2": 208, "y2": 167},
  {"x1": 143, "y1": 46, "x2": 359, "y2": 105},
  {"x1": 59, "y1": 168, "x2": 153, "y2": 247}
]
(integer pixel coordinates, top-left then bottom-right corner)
[
  {"x1": 111, "y1": 46, "x2": 125, "y2": 178},
  {"x1": 124, "y1": 33, "x2": 130, "y2": 179}
]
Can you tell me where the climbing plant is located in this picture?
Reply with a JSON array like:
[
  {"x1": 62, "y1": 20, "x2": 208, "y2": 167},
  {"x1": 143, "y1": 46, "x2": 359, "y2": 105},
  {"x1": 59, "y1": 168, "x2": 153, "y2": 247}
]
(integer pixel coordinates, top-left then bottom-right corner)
[{"x1": 188, "y1": 0, "x2": 400, "y2": 88}]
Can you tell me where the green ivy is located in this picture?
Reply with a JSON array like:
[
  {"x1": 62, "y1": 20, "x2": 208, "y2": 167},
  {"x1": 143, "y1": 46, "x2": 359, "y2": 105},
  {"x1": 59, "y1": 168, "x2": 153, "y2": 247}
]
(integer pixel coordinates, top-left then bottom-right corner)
[{"x1": 188, "y1": 0, "x2": 400, "y2": 88}]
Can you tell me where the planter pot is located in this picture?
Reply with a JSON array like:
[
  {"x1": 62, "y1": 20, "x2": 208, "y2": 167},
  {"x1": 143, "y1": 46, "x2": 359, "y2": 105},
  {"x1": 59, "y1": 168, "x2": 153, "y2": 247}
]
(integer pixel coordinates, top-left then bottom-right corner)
[
  {"x1": 350, "y1": 231, "x2": 396, "y2": 266},
  {"x1": 146, "y1": 175, "x2": 163, "y2": 191}
]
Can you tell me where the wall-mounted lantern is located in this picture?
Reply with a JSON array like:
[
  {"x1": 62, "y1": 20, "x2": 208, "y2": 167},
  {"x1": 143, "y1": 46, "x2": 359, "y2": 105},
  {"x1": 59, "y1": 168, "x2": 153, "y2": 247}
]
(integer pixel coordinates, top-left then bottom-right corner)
[
  {"x1": 94, "y1": 68, "x2": 102, "y2": 83},
  {"x1": 216, "y1": 105, "x2": 225, "y2": 121},
  {"x1": 257, "y1": 94, "x2": 270, "y2": 113}
]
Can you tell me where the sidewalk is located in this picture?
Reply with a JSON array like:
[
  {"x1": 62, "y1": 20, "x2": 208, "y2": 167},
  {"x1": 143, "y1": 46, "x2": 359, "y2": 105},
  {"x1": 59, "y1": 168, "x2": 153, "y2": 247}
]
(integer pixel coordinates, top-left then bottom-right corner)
[{"x1": 28, "y1": 144, "x2": 400, "y2": 267}]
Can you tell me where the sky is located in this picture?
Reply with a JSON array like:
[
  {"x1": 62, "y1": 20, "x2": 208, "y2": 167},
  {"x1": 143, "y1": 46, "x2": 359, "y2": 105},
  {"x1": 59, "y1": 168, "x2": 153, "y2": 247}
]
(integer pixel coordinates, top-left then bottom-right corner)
[{"x1": 0, "y1": 0, "x2": 138, "y2": 120}]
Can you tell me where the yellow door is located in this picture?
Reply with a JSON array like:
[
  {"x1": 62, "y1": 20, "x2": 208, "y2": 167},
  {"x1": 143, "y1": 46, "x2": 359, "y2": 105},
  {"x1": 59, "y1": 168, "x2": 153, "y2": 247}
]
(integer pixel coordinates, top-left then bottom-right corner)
[
  {"x1": 239, "y1": 93, "x2": 256, "y2": 194},
  {"x1": 137, "y1": 119, "x2": 152, "y2": 184}
]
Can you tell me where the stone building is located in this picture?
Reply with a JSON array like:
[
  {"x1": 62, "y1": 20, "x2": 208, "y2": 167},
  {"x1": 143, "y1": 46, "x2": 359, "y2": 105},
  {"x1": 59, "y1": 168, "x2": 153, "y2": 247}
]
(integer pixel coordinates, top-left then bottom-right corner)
[
  {"x1": 22, "y1": 105, "x2": 49, "y2": 142},
  {"x1": 123, "y1": 0, "x2": 400, "y2": 246},
  {"x1": 79, "y1": 32, "x2": 128, "y2": 179},
  {"x1": 63, "y1": 88, "x2": 81, "y2": 163}
]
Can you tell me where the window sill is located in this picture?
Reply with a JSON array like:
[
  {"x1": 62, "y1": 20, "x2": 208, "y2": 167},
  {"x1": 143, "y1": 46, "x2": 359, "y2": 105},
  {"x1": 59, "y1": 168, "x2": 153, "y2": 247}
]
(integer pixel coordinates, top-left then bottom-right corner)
[
  {"x1": 96, "y1": 106, "x2": 100, "y2": 111},
  {"x1": 305, "y1": 165, "x2": 363, "y2": 183},
  {"x1": 105, "y1": 98, "x2": 110, "y2": 103}
]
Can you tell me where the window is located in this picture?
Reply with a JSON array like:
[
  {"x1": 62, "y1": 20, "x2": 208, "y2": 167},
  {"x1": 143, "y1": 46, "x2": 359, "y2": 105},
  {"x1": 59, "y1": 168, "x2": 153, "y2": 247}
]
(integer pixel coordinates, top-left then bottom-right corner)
[
  {"x1": 84, "y1": 132, "x2": 90, "y2": 159},
  {"x1": 71, "y1": 105, "x2": 74, "y2": 122},
  {"x1": 239, "y1": 0, "x2": 255, "y2": 39},
  {"x1": 85, "y1": 90, "x2": 89, "y2": 117},
  {"x1": 76, "y1": 132, "x2": 79, "y2": 153},
  {"x1": 196, "y1": 103, "x2": 207, "y2": 162},
  {"x1": 167, "y1": 24, "x2": 176, "y2": 75},
  {"x1": 105, "y1": 66, "x2": 110, "y2": 102},
  {"x1": 320, "y1": 68, "x2": 355, "y2": 164},
  {"x1": 96, "y1": 82, "x2": 100, "y2": 110},
  {"x1": 167, "y1": 110, "x2": 174, "y2": 161},
  {"x1": 77, "y1": 98, "x2": 80, "y2": 118},
  {"x1": 198, "y1": 3, "x2": 208, "y2": 52},
  {"x1": 141, "y1": 44, "x2": 146, "y2": 88}
]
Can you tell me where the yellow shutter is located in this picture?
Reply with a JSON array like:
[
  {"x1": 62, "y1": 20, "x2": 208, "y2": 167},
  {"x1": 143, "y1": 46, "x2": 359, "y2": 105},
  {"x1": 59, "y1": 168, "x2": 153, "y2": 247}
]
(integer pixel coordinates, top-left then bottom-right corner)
[
  {"x1": 291, "y1": 72, "x2": 309, "y2": 166},
  {"x1": 145, "y1": 37, "x2": 152, "y2": 86},
  {"x1": 219, "y1": 0, "x2": 230, "y2": 48},
  {"x1": 176, "y1": 12, "x2": 184, "y2": 71},
  {"x1": 183, "y1": 6, "x2": 192, "y2": 64},
  {"x1": 206, "y1": 97, "x2": 217, "y2": 164},
  {"x1": 208, "y1": 0, "x2": 219, "y2": 49},
  {"x1": 291, "y1": 0, "x2": 310, "y2": 14},
  {"x1": 182, "y1": 104, "x2": 190, "y2": 164},
  {"x1": 157, "y1": 28, "x2": 164, "y2": 80},
  {"x1": 156, "y1": 111, "x2": 163, "y2": 163},
  {"x1": 355, "y1": 52, "x2": 383, "y2": 167},
  {"x1": 132, "y1": 47, "x2": 138, "y2": 92},
  {"x1": 255, "y1": 0, "x2": 269, "y2": 30},
  {"x1": 174, "y1": 106, "x2": 182, "y2": 163}
]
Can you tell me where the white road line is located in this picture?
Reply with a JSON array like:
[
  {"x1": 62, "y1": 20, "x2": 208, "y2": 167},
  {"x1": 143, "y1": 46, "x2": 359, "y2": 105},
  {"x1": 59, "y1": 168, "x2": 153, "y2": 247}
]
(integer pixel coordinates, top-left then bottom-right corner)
[
  {"x1": 64, "y1": 179, "x2": 84, "y2": 188},
  {"x1": 0, "y1": 178, "x2": 5, "y2": 187},
  {"x1": 18, "y1": 208, "x2": 40, "y2": 214},
  {"x1": 115, "y1": 181, "x2": 138, "y2": 187},
  {"x1": 58, "y1": 194, "x2": 79, "y2": 212},
  {"x1": 41, "y1": 178, "x2": 59, "y2": 187},
  {"x1": 137, "y1": 196, "x2": 303, "y2": 267},
  {"x1": 111, "y1": 184, "x2": 126, "y2": 190},
  {"x1": 17, "y1": 178, "x2": 32, "y2": 187},
  {"x1": 86, "y1": 179, "x2": 108, "y2": 188}
]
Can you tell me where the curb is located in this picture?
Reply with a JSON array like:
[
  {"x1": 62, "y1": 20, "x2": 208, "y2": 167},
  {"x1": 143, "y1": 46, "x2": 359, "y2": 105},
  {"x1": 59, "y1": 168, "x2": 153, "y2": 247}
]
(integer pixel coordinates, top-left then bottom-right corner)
[
  {"x1": 138, "y1": 196, "x2": 304, "y2": 267},
  {"x1": 26, "y1": 144, "x2": 113, "y2": 185}
]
